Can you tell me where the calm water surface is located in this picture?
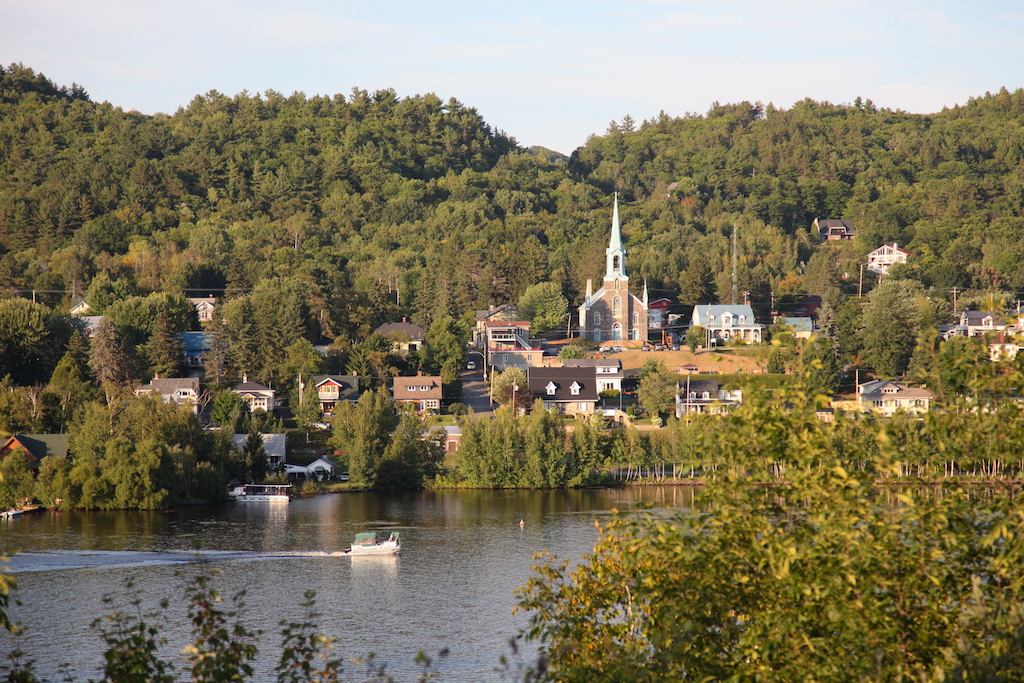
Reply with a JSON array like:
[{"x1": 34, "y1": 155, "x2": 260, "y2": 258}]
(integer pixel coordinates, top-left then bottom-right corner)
[{"x1": 1, "y1": 487, "x2": 697, "y2": 682}]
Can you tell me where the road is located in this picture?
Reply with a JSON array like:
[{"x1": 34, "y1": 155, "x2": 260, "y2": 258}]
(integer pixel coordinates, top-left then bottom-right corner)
[{"x1": 460, "y1": 350, "x2": 494, "y2": 417}]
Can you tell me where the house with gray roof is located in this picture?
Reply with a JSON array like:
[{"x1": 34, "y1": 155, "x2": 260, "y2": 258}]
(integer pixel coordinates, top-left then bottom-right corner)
[
  {"x1": 135, "y1": 377, "x2": 201, "y2": 413},
  {"x1": 692, "y1": 304, "x2": 764, "y2": 344},
  {"x1": 857, "y1": 380, "x2": 932, "y2": 416}
]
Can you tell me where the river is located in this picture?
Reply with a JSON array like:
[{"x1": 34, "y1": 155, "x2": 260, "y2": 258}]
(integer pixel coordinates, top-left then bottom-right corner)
[{"x1": 0, "y1": 486, "x2": 698, "y2": 682}]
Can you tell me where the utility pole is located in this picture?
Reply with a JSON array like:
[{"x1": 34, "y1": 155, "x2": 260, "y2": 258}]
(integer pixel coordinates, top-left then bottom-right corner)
[
  {"x1": 732, "y1": 223, "x2": 738, "y2": 306},
  {"x1": 952, "y1": 287, "x2": 958, "y2": 318},
  {"x1": 858, "y1": 264, "x2": 865, "y2": 298}
]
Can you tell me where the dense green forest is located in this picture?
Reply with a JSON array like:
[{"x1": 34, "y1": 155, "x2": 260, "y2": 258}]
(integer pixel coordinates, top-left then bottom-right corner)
[{"x1": 4, "y1": 64, "x2": 1024, "y2": 351}]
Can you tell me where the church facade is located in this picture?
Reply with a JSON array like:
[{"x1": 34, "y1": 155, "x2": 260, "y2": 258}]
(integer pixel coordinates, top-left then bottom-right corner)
[{"x1": 578, "y1": 196, "x2": 649, "y2": 343}]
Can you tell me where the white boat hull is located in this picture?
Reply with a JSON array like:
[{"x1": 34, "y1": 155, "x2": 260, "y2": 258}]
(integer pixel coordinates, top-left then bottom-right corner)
[{"x1": 349, "y1": 541, "x2": 400, "y2": 556}]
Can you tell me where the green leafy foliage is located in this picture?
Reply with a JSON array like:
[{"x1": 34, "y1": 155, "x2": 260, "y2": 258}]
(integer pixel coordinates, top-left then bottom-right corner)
[{"x1": 517, "y1": 378, "x2": 1024, "y2": 682}]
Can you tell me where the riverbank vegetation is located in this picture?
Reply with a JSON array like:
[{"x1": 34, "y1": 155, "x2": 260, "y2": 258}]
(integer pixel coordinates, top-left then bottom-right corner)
[{"x1": 516, "y1": 374, "x2": 1024, "y2": 682}]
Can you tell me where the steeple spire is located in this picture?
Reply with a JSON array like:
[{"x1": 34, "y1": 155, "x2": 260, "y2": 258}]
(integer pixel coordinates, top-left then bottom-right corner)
[{"x1": 605, "y1": 193, "x2": 627, "y2": 280}]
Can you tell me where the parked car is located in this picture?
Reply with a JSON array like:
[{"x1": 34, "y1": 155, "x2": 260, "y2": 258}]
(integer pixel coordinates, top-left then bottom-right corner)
[
  {"x1": 612, "y1": 345, "x2": 622, "y2": 353},
  {"x1": 642, "y1": 345, "x2": 651, "y2": 351},
  {"x1": 653, "y1": 343, "x2": 664, "y2": 351},
  {"x1": 599, "y1": 346, "x2": 612, "y2": 353}
]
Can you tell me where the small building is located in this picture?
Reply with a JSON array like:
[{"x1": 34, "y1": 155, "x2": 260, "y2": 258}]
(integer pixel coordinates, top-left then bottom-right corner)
[
  {"x1": 393, "y1": 373, "x2": 443, "y2": 412},
  {"x1": 814, "y1": 218, "x2": 855, "y2": 241},
  {"x1": 232, "y1": 375, "x2": 276, "y2": 413},
  {"x1": 527, "y1": 367, "x2": 600, "y2": 417},
  {"x1": 857, "y1": 380, "x2": 932, "y2": 416},
  {"x1": 692, "y1": 304, "x2": 764, "y2": 344},
  {"x1": 189, "y1": 296, "x2": 217, "y2": 323},
  {"x1": 374, "y1": 319, "x2": 425, "y2": 353},
  {"x1": 866, "y1": 243, "x2": 910, "y2": 276},
  {"x1": 0, "y1": 434, "x2": 69, "y2": 469},
  {"x1": 69, "y1": 298, "x2": 91, "y2": 315},
  {"x1": 442, "y1": 425, "x2": 461, "y2": 453},
  {"x1": 135, "y1": 377, "x2": 201, "y2": 413},
  {"x1": 675, "y1": 379, "x2": 742, "y2": 418}
]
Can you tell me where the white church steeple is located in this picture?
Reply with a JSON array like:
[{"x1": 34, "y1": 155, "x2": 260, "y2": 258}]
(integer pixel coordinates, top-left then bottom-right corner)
[{"x1": 605, "y1": 193, "x2": 627, "y2": 280}]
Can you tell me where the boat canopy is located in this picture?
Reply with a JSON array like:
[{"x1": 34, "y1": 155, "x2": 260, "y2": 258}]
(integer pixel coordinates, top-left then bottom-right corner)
[{"x1": 353, "y1": 532, "x2": 379, "y2": 546}]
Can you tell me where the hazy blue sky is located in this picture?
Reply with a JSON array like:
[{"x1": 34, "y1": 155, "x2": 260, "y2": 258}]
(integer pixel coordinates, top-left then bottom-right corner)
[{"x1": 3, "y1": 0, "x2": 1022, "y2": 154}]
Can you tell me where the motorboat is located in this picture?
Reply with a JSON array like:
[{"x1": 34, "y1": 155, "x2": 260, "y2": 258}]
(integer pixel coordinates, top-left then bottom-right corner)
[
  {"x1": 228, "y1": 483, "x2": 291, "y2": 502},
  {"x1": 348, "y1": 531, "x2": 401, "y2": 555}
]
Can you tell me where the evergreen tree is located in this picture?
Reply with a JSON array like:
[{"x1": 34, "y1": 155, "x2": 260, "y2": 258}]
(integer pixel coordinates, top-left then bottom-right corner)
[
  {"x1": 88, "y1": 317, "x2": 135, "y2": 387},
  {"x1": 146, "y1": 311, "x2": 184, "y2": 378}
]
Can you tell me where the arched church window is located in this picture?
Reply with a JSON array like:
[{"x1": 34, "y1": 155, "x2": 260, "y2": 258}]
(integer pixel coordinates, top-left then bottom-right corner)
[
  {"x1": 613, "y1": 255, "x2": 620, "y2": 271},
  {"x1": 613, "y1": 296, "x2": 622, "y2": 316},
  {"x1": 594, "y1": 312, "x2": 602, "y2": 327}
]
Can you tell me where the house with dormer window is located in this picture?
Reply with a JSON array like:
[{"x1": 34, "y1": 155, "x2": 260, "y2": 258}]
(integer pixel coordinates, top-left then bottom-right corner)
[
  {"x1": 393, "y1": 372, "x2": 443, "y2": 412},
  {"x1": 528, "y1": 367, "x2": 599, "y2": 416},
  {"x1": 561, "y1": 358, "x2": 623, "y2": 393},
  {"x1": 135, "y1": 377, "x2": 201, "y2": 414},
  {"x1": 692, "y1": 304, "x2": 763, "y2": 344}
]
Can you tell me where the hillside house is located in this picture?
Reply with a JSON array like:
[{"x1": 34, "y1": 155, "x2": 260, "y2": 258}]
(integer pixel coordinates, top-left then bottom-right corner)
[
  {"x1": 374, "y1": 319, "x2": 425, "y2": 353},
  {"x1": 0, "y1": 434, "x2": 68, "y2": 470},
  {"x1": 301, "y1": 374, "x2": 359, "y2": 416},
  {"x1": 866, "y1": 243, "x2": 910, "y2": 276},
  {"x1": 189, "y1": 296, "x2": 216, "y2": 323},
  {"x1": 232, "y1": 376, "x2": 276, "y2": 413},
  {"x1": 814, "y1": 218, "x2": 855, "y2": 241},
  {"x1": 393, "y1": 373, "x2": 443, "y2": 412},
  {"x1": 135, "y1": 377, "x2": 201, "y2": 413}
]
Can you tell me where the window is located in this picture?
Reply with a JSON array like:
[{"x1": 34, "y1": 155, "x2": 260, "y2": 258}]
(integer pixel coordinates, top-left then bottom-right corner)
[
  {"x1": 570, "y1": 382, "x2": 582, "y2": 396},
  {"x1": 594, "y1": 312, "x2": 602, "y2": 327},
  {"x1": 633, "y1": 312, "x2": 639, "y2": 327},
  {"x1": 708, "y1": 315, "x2": 715, "y2": 324},
  {"x1": 613, "y1": 296, "x2": 622, "y2": 316},
  {"x1": 578, "y1": 403, "x2": 589, "y2": 411},
  {"x1": 546, "y1": 382, "x2": 557, "y2": 396},
  {"x1": 738, "y1": 315, "x2": 746, "y2": 323}
]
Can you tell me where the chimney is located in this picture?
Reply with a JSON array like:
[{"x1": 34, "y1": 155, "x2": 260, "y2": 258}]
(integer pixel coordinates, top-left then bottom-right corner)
[
  {"x1": 417, "y1": 370, "x2": 423, "y2": 376},
  {"x1": 242, "y1": 372, "x2": 248, "y2": 383}
]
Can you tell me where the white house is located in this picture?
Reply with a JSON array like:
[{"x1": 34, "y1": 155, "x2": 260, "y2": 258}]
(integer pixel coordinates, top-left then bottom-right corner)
[
  {"x1": 232, "y1": 433, "x2": 287, "y2": 470},
  {"x1": 692, "y1": 305, "x2": 763, "y2": 344},
  {"x1": 866, "y1": 244, "x2": 910, "y2": 276},
  {"x1": 857, "y1": 380, "x2": 932, "y2": 416},
  {"x1": 561, "y1": 358, "x2": 624, "y2": 393},
  {"x1": 232, "y1": 375, "x2": 276, "y2": 413},
  {"x1": 675, "y1": 378, "x2": 742, "y2": 418},
  {"x1": 189, "y1": 296, "x2": 217, "y2": 323}
]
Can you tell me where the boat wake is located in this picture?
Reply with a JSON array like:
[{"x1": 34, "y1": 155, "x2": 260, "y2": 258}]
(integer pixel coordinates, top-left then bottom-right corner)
[{"x1": 5, "y1": 549, "x2": 349, "y2": 573}]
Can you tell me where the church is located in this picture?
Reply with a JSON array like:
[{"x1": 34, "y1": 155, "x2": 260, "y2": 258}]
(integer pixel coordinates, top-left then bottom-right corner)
[{"x1": 578, "y1": 196, "x2": 649, "y2": 343}]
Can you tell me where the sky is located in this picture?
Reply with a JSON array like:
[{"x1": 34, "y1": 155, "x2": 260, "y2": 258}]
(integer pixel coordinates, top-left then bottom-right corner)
[{"x1": 3, "y1": 0, "x2": 1023, "y2": 155}]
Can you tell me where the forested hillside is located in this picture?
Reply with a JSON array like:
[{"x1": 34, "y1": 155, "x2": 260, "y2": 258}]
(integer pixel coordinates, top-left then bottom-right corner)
[{"x1": 2, "y1": 63, "x2": 1024, "y2": 389}]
